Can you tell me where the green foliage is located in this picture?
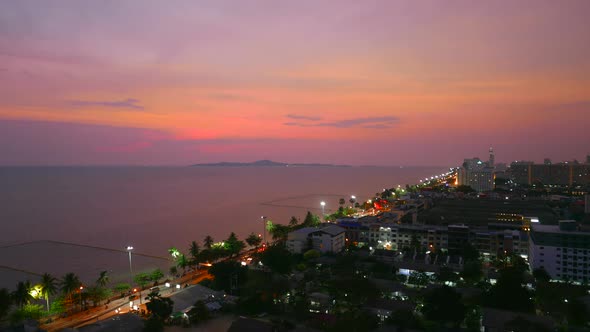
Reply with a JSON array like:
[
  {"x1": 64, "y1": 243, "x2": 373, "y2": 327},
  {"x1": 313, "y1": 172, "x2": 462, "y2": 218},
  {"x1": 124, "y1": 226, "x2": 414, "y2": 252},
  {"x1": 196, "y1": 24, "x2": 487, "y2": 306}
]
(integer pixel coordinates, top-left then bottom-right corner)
[
  {"x1": 421, "y1": 286, "x2": 465, "y2": 326},
  {"x1": 289, "y1": 216, "x2": 299, "y2": 226},
  {"x1": 386, "y1": 308, "x2": 422, "y2": 330},
  {"x1": 407, "y1": 271, "x2": 429, "y2": 287},
  {"x1": 9, "y1": 303, "x2": 44, "y2": 325},
  {"x1": 484, "y1": 266, "x2": 534, "y2": 313},
  {"x1": 85, "y1": 286, "x2": 112, "y2": 306},
  {"x1": 246, "y1": 232, "x2": 262, "y2": 247},
  {"x1": 241, "y1": 271, "x2": 290, "y2": 311},
  {"x1": 134, "y1": 272, "x2": 151, "y2": 288},
  {"x1": 188, "y1": 300, "x2": 210, "y2": 324},
  {"x1": 149, "y1": 269, "x2": 164, "y2": 284},
  {"x1": 225, "y1": 232, "x2": 246, "y2": 257},
  {"x1": 265, "y1": 220, "x2": 275, "y2": 233},
  {"x1": 176, "y1": 253, "x2": 189, "y2": 271},
  {"x1": 436, "y1": 266, "x2": 459, "y2": 283},
  {"x1": 302, "y1": 211, "x2": 320, "y2": 227},
  {"x1": 461, "y1": 261, "x2": 483, "y2": 284},
  {"x1": 209, "y1": 261, "x2": 248, "y2": 292},
  {"x1": 203, "y1": 235, "x2": 214, "y2": 249},
  {"x1": 96, "y1": 270, "x2": 110, "y2": 288},
  {"x1": 330, "y1": 277, "x2": 379, "y2": 305},
  {"x1": 114, "y1": 283, "x2": 131, "y2": 294},
  {"x1": 461, "y1": 244, "x2": 480, "y2": 263},
  {"x1": 261, "y1": 244, "x2": 293, "y2": 275},
  {"x1": 40, "y1": 273, "x2": 58, "y2": 312},
  {"x1": 168, "y1": 247, "x2": 180, "y2": 259},
  {"x1": 49, "y1": 296, "x2": 66, "y2": 315},
  {"x1": 535, "y1": 281, "x2": 588, "y2": 324},
  {"x1": 303, "y1": 249, "x2": 320, "y2": 261},
  {"x1": 12, "y1": 281, "x2": 33, "y2": 308},
  {"x1": 60, "y1": 273, "x2": 81, "y2": 299},
  {"x1": 145, "y1": 291, "x2": 174, "y2": 319},
  {"x1": 189, "y1": 241, "x2": 200, "y2": 262},
  {"x1": 0, "y1": 288, "x2": 11, "y2": 321},
  {"x1": 270, "y1": 224, "x2": 290, "y2": 242},
  {"x1": 464, "y1": 306, "x2": 482, "y2": 332}
]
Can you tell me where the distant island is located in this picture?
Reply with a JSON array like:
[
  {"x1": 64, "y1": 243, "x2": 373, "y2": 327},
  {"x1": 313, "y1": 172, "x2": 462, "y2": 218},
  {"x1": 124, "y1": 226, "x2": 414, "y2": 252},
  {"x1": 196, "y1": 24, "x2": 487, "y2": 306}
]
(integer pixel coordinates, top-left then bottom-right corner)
[{"x1": 191, "y1": 159, "x2": 350, "y2": 167}]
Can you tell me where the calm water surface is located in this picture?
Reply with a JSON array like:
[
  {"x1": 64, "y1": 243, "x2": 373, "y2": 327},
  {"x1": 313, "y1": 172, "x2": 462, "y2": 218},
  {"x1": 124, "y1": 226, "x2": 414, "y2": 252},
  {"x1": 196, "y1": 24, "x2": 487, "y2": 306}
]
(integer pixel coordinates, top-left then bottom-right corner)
[{"x1": 0, "y1": 166, "x2": 446, "y2": 289}]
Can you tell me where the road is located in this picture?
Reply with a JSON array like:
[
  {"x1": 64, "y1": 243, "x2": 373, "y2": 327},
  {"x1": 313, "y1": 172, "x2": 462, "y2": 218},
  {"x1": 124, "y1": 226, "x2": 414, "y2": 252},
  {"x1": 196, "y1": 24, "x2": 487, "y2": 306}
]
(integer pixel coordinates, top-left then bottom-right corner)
[{"x1": 40, "y1": 270, "x2": 212, "y2": 332}]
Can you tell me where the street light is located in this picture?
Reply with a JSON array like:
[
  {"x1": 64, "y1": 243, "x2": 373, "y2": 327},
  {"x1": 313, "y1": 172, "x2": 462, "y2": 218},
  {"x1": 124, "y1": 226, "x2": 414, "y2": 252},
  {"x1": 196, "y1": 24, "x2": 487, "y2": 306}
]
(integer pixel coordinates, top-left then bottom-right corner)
[
  {"x1": 260, "y1": 216, "x2": 267, "y2": 245},
  {"x1": 126, "y1": 246, "x2": 133, "y2": 285},
  {"x1": 320, "y1": 201, "x2": 326, "y2": 215},
  {"x1": 79, "y1": 286, "x2": 84, "y2": 310}
]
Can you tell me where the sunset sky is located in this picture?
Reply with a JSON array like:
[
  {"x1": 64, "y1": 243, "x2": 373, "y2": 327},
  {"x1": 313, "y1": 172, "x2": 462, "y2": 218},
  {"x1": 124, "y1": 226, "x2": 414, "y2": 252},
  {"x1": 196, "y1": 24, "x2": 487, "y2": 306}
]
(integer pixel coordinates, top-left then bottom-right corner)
[{"x1": 1, "y1": 0, "x2": 589, "y2": 166}]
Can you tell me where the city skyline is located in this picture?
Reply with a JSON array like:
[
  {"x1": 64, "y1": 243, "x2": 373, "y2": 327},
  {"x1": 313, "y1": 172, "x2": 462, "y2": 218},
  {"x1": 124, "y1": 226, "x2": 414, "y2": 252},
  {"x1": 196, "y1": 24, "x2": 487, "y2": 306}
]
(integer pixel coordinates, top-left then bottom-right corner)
[{"x1": 1, "y1": 0, "x2": 590, "y2": 166}]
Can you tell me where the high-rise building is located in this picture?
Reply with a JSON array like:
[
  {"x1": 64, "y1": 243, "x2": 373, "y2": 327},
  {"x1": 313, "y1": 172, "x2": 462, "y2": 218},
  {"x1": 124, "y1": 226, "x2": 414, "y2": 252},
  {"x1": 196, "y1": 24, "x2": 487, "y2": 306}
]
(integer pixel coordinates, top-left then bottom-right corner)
[
  {"x1": 509, "y1": 162, "x2": 590, "y2": 186},
  {"x1": 458, "y1": 156, "x2": 494, "y2": 192},
  {"x1": 489, "y1": 147, "x2": 495, "y2": 168},
  {"x1": 544, "y1": 158, "x2": 552, "y2": 165},
  {"x1": 529, "y1": 220, "x2": 590, "y2": 283}
]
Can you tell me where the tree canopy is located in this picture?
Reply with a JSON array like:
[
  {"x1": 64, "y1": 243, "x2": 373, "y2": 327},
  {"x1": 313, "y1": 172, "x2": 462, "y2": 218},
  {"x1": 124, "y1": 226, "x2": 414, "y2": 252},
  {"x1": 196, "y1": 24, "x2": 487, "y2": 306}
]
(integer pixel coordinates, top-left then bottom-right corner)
[
  {"x1": 145, "y1": 290, "x2": 174, "y2": 320},
  {"x1": 421, "y1": 286, "x2": 465, "y2": 326},
  {"x1": 246, "y1": 232, "x2": 262, "y2": 247},
  {"x1": 260, "y1": 244, "x2": 293, "y2": 275}
]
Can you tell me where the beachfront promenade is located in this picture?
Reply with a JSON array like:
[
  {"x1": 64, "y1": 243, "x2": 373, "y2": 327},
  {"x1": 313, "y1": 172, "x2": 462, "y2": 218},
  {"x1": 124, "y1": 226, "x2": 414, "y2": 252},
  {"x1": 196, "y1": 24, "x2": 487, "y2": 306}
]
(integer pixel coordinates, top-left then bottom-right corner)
[{"x1": 41, "y1": 270, "x2": 212, "y2": 331}]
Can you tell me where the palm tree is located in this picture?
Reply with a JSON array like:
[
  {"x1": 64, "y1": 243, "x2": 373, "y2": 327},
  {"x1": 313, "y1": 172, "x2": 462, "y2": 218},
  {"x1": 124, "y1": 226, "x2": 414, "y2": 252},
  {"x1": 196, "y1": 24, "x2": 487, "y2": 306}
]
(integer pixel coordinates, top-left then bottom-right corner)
[
  {"x1": 168, "y1": 247, "x2": 180, "y2": 259},
  {"x1": 189, "y1": 241, "x2": 200, "y2": 266},
  {"x1": 40, "y1": 273, "x2": 58, "y2": 312},
  {"x1": 0, "y1": 288, "x2": 11, "y2": 321},
  {"x1": 203, "y1": 235, "x2": 214, "y2": 249},
  {"x1": 12, "y1": 281, "x2": 33, "y2": 308},
  {"x1": 246, "y1": 232, "x2": 262, "y2": 248},
  {"x1": 96, "y1": 270, "x2": 110, "y2": 288},
  {"x1": 289, "y1": 216, "x2": 299, "y2": 227},
  {"x1": 61, "y1": 273, "x2": 81, "y2": 310},
  {"x1": 176, "y1": 254, "x2": 189, "y2": 273}
]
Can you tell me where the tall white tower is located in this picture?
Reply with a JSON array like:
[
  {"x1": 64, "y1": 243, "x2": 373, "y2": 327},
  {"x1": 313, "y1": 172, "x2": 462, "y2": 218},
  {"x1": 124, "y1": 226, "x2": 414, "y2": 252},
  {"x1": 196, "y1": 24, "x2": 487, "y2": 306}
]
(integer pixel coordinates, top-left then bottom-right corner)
[{"x1": 489, "y1": 147, "x2": 495, "y2": 167}]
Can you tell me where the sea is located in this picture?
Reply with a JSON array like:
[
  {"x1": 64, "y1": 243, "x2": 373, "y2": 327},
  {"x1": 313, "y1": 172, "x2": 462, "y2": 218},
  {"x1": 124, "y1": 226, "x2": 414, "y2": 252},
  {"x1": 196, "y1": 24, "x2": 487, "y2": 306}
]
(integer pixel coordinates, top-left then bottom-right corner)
[{"x1": 0, "y1": 166, "x2": 448, "y2": 290}]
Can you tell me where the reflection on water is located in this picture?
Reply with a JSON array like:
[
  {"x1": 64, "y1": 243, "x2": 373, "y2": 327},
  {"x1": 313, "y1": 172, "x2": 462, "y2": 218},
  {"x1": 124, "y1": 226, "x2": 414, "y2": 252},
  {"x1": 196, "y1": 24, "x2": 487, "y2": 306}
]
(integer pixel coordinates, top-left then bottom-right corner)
[{"x1": 0, "y1": 166, "x2": 446, "y2": 289}]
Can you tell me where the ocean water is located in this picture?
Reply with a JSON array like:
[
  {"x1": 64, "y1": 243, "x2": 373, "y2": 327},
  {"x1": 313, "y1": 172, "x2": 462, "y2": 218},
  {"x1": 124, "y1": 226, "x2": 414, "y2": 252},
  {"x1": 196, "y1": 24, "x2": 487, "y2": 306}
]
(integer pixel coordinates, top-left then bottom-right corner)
[{"x1": 0, "y1": 166, "x2": 447, "y2": 289}]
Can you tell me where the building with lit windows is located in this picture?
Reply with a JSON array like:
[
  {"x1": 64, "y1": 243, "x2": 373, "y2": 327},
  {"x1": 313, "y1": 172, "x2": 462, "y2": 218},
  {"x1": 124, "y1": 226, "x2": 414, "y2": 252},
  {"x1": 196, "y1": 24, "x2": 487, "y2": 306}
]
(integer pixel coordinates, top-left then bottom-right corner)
[
  {"x1": 529, "y1": 220, "x2": 590, "y2": 283},
  {"x1": 509, "y1": 161, "x2": 590, "y2": 186},
  {"x1": 458, "y1": 156, "x2": 495, "y2": 192}
]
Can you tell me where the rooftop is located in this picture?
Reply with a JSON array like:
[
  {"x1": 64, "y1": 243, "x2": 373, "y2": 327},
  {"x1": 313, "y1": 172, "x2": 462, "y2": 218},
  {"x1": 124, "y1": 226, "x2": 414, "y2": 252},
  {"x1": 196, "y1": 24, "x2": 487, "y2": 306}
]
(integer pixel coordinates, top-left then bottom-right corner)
[{"x1": 532, "y1": 220, "x2": 590, "y2": 235}]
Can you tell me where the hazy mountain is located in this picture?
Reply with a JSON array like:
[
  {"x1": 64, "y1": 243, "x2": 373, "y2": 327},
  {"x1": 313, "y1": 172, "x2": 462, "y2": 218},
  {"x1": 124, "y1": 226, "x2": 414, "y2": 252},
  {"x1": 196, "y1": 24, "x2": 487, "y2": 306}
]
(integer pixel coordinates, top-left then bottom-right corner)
[{"x1": 191, "y1": 159, "x2": 350, "y2": 167}]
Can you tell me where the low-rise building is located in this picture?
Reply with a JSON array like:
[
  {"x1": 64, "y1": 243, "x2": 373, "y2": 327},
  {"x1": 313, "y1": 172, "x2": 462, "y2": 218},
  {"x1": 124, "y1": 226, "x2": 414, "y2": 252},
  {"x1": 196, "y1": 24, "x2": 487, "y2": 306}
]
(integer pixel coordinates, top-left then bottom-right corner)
[{"x1": 286, "y1": 225, "x2": 346, "y2": 254}]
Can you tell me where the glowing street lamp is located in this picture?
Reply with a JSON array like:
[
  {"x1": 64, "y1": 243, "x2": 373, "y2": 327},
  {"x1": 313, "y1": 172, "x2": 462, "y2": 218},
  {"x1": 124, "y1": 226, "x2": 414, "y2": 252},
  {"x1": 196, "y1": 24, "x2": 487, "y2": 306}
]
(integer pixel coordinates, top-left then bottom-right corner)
[
  {"x1": 79, "y1": 286, "x2": 84, "y2": 310},
  {"x1": 261, "y1": 216, "x2": 267, "y2": 245},
  {"x1": 126, "y1": 246, "x2": 134, "y2": 285},
  {"x1": 320, "y1": 201, "x2": 326, "y2": 215}
]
